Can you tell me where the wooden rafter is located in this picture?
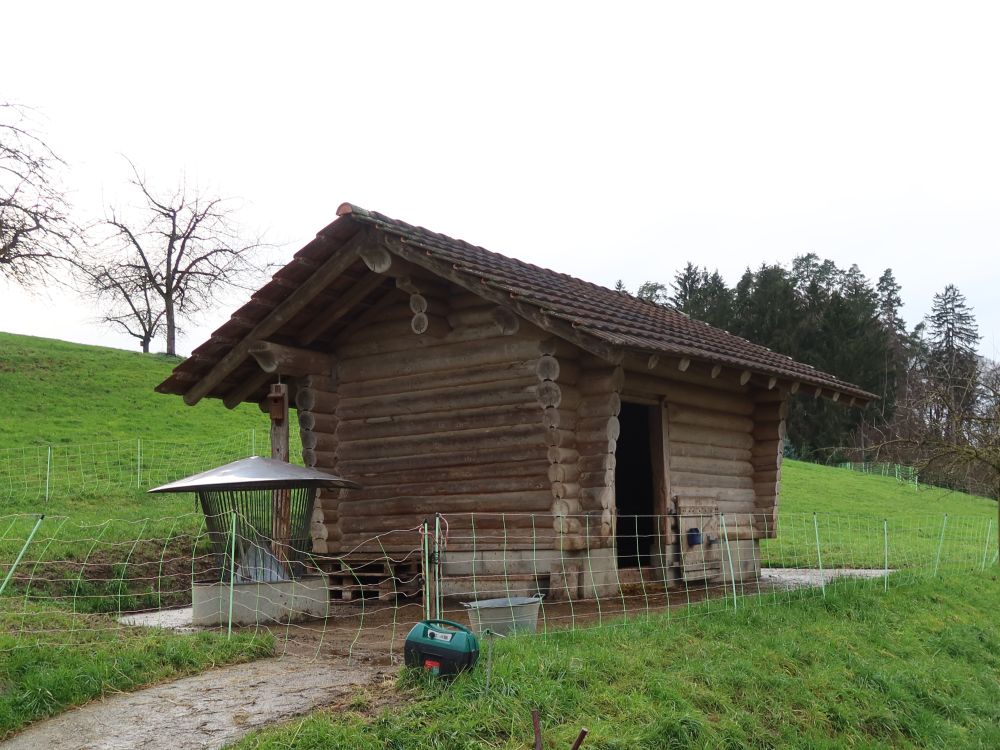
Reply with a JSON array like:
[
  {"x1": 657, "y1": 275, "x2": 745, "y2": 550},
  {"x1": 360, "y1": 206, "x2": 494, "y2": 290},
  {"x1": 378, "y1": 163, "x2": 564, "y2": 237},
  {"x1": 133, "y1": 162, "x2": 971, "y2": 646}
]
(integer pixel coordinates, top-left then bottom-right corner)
[
  {"x1": 182, "y1": 228, "x2": 372, "y2": 405},
  {"x1": 296, "y1": 272, "x2": 387, "y2": 345}
]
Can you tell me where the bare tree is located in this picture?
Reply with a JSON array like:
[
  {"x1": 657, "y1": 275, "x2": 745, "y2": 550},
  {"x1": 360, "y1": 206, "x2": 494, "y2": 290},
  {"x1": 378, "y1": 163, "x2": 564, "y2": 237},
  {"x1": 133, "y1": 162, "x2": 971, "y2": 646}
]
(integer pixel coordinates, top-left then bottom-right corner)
[
  {"x1": 871, "y1": 354, "x2": 1000, "y2": 552},
  {"x1": 86, "y1": 262, "x2": 166, "y2": 353},
  {"x1": 0, "y1": 103, "x2": 75, "y2": 285},
  {"x1": 85, "y1": 160, "x2": 269, "y2": 355}
]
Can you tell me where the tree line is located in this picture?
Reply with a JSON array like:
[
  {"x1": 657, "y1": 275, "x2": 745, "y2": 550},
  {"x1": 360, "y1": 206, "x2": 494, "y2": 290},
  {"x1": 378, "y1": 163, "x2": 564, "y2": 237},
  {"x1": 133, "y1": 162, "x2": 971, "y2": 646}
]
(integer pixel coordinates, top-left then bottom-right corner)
[
  {"x1": 1, "y1": 103, "x2": 269, "y2": 355},
  {"x1": 619, "y1": 258, "x2": 997, "y2": 499}
]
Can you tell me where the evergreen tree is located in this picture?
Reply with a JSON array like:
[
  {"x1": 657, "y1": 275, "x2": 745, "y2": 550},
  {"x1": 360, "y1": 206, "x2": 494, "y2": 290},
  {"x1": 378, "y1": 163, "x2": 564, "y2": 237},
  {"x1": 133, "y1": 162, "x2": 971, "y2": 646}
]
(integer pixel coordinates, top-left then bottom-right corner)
[
  {"x1": 874, "y1": 268, "x2": 910, "y2": 421},
  {"x1": 925, "y1": 284, "x2": 980, "y2": 442},
  {"x1": 669, "y1": 263, "x2": 734, "y2": 329}
]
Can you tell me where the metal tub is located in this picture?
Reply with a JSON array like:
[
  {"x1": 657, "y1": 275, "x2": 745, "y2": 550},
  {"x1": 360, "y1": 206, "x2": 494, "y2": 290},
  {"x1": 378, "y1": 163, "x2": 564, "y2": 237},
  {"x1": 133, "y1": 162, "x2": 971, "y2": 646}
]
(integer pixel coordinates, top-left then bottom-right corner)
[{"x1": 462, "y1": 595, "x2": 543, "y2": 635}]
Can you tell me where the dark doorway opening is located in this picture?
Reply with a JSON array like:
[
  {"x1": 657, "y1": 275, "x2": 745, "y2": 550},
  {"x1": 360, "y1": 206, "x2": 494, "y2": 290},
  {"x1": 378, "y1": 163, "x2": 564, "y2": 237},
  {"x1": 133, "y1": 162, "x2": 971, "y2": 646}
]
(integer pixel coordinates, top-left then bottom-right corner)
[{"x1": 614, "y1": 402, "x2": 657, "y2": 568}]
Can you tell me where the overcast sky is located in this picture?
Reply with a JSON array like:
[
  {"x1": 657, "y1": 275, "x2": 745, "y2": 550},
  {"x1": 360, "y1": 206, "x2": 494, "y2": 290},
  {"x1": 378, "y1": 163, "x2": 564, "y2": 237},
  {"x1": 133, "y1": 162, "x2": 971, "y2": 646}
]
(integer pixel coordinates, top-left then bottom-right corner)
[{"x1": 2, "y1": 1, "x2": 997, "y2": 357}]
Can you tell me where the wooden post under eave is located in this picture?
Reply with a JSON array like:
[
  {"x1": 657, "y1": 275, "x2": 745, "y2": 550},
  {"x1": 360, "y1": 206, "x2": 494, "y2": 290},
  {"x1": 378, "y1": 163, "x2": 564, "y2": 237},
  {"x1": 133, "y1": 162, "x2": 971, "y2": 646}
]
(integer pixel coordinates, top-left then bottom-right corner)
[{"x1": 268, "y1": 383, "x2": 291, "y2": 563}]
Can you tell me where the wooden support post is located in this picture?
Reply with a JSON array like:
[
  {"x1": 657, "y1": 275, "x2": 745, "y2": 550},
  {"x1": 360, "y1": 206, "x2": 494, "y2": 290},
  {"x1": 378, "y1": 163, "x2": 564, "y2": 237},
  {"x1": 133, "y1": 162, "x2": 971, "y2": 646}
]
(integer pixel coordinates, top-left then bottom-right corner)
[{"x1": 268, "y1": 383, "x2": 291, "y2": 564}]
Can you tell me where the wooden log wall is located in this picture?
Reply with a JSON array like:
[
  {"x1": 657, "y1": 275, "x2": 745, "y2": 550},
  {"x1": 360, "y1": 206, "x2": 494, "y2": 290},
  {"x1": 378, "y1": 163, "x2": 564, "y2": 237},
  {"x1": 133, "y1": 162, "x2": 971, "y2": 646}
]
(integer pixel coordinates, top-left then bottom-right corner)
[
  {"x1": 569, "y1": 359, "x2": 623, "y2": 552},
  {"x1": 307, "y1": 284, "x2": 567, "y2": 555},
  {"x1": 666, "y1": 396, "x2": 756, "y2": 515},
  {"x1": 750, "y1": 394, "x2": 788, "y2": 538},
  {"x1": 623, "y1": 366, "x2": 762, "y2": 539}
]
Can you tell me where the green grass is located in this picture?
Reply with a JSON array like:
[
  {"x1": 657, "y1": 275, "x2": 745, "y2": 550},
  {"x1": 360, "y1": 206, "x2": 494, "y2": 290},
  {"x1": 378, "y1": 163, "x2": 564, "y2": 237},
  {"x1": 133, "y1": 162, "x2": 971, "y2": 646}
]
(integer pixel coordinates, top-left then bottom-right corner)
[
  {"x1": 782, "y1": 459, "x2": 995, "y2": 518},
  {"x1": 0, "y1": 331, "x2": 266, "y2": 445},
  {"x1": 0, "y1": 341, "x2": 277, "y2": 740},
  {"x1": 770, "y1": 460, "x2": 997, "y2": 568},
  {"x1": 0, "y1": 601, "x2": 273, "y2": 739},
  {"x1": 233, "y1": 573, "x2": 1000, "y2": 750}
]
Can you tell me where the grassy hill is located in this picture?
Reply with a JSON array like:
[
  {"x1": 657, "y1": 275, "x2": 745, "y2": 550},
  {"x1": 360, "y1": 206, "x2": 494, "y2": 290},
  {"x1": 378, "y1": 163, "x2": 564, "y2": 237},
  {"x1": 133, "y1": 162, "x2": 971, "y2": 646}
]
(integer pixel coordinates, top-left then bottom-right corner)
[{"x1": 0, "y1": 332, "x2": 266, "y2": 445}]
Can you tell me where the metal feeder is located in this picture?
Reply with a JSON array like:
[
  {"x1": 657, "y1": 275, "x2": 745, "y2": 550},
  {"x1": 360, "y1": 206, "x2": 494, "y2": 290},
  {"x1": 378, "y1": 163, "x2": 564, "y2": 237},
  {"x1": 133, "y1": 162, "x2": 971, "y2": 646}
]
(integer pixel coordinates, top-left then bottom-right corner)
[{"x1": 149, "y1": 456, "x2": 360, "y2": 625}]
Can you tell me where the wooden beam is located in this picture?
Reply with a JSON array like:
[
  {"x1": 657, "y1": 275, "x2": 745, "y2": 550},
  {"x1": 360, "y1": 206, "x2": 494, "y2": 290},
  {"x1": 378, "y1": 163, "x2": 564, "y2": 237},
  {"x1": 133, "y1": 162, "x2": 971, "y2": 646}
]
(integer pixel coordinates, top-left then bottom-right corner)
[
  {"x1": 647, "y1": 355, "x2": 659, "y2": 369},
  {"x1": 248, "y1": 341, "x2": 336, "y2": 377},
  {"x1": 739, "y1": 370, "x2": 752, "y2": 386},
  {"x1": 678, "y1": 358, "x2": 691, "y2": 372},
  {"x1": 268, "y1": 382, "x2": 291, "y2": 566},
  {"x1": 767, "y1": 376, "x2": 777, "y2": 390},
  {"x1": 395, "y1": 275, "x2": 420, "y2": 295},
  {"x1": 222, "y1": 369, "x2": 273, "y2": 409},
  {"x1": 296, "y1": 272, "x2": 386, "y2": 345},
  {"x1": 268, "y1": 383, "x2": 290, "y2": 461},
  {"x1": 182, "y1": 229, "x2": 370, "y2": 405},
  {"x1": 360, "y1": 246, "x2": 392, "y2": 273},
  {"x1": 492, "y1": 307, "x2": 520, "y2": 336},
  {"x1": 711, "y1": 365, "x2": 722, "y2": 379},
  {"x1": 789, "y1": 381, "x2": 800, "y2": 394}
]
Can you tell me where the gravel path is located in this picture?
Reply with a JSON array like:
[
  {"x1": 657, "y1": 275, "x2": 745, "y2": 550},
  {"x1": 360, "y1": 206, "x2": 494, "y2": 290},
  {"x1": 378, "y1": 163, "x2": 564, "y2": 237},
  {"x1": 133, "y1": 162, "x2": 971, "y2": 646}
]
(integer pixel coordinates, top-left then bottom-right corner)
[
  {"x1": 761, "y1": 567, "x2": 888, "y2": 589},
  {"x1": 1, "y1": 657, "x2": 385, "y2": 750}
]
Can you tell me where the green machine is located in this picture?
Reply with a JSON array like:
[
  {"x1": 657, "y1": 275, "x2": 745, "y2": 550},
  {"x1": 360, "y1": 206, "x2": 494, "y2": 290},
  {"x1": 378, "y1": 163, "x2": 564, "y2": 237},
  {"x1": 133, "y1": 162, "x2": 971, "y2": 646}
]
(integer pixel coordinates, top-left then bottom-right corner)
[{"x1": 404, "y1": 620, "x2": 480, "y2": 677}]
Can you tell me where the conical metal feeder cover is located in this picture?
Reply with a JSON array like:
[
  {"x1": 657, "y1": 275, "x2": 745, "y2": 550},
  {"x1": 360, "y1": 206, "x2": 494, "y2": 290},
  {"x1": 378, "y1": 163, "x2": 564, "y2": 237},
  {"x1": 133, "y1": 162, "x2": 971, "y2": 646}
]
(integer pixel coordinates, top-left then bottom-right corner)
[{"x1": 149, "y1": 456, "x2": 361, "y2": 582}]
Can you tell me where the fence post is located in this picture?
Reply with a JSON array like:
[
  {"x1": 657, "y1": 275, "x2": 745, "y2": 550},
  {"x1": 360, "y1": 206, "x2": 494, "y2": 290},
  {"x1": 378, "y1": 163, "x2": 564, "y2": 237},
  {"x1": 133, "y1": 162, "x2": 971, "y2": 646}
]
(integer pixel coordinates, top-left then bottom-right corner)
[
  {"x1": 227, "y1": 511, "x2": 238, "y2": 639},
  {"x1": 813, "y1": 513, "x2": 825, "y2": 597},
  {"x1": 44, "y1": 446, "x2": 52, "y2": 503},
  {"x1": 933, "y1": 514, "x2": 948, "y2": 577},
  {"x1": 433, "y1": 514, "x2": 442, "y2": 621},
  {"x1": 421, "y1": 519, "x2": 431, "y2": 622},
  {"x1": 981, "y1": 519, "x2": 993, "y2": 573},
  {"x1": 136, "y1": 438, "x2": 142, "y2": 489},
  {"x1": 719, "y1": 514, "x2": 738, "y2": 609},
  {"x1": 883, "y1": 519, "x2": 889, "y2": 593},
  {"x1": 0, "y1": 515, "x2": 45, "y2": 596}
]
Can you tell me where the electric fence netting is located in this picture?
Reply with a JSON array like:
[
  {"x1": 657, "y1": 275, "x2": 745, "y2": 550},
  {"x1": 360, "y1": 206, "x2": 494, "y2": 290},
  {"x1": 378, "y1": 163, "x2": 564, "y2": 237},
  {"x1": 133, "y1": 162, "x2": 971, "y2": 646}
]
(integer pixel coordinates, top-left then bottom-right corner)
[
  {"x1": 0, "y1": 430, "x2": 303, "y2": 505},
  {"x1": 0, "y1": 508, "x2": 995, "y2": 663}
]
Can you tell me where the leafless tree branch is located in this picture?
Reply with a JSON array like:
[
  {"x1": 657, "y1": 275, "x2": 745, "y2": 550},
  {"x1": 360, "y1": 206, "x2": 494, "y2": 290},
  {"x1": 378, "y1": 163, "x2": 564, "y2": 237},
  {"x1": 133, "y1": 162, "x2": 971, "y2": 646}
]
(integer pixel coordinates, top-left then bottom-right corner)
[
  {"x1": 80, "y1": 158, "x2": 273, "y2": 354},
  {"x1": 0, "y1": 103, "x2": 78, "y2": 286}
]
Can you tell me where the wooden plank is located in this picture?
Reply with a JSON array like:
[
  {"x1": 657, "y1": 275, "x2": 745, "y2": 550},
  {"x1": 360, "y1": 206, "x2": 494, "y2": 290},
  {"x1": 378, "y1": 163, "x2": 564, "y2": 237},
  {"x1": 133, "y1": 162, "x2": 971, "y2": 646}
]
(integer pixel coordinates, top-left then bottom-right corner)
[
  {"x1": 337, "y1": 358, "x2": 536, "y2": 398},
  {"x1": 667, "y1": 404, "x2": 753, "y2": 433}
]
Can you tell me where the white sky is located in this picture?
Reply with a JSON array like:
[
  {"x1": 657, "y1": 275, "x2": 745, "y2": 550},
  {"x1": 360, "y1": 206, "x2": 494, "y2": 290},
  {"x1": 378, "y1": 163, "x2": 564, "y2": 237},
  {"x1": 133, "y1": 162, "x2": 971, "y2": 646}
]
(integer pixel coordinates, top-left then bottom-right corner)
[{"x1": 2, "y1": 1, "x2": 998, "y2": 357}]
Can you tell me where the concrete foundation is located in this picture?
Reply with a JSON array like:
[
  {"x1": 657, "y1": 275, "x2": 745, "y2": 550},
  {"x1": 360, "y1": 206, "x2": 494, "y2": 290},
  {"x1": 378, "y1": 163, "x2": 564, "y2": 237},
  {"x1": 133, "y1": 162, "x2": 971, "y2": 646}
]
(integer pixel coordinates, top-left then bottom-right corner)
[
  {"x1": 191, "y1": 575, "x2": 329, "y2": 626},
  {"x1": 437, "y1": 538, "x2": 762, "y2": 602}
]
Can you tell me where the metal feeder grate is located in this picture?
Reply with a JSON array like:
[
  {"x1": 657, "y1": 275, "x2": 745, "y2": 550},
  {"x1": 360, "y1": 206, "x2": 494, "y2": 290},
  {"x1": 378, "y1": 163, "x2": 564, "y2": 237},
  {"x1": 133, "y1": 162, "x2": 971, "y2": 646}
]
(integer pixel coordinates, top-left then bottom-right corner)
[{"x1": 149, "y1": 456, "x2": 360, "y2": 583}]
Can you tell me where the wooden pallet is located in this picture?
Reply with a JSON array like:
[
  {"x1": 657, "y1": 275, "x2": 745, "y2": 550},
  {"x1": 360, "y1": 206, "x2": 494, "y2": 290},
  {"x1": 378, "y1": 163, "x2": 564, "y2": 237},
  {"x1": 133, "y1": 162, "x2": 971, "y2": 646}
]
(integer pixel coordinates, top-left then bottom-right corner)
[{"x1": 323, "y1": 557, "x2": 421, "y2": 602}]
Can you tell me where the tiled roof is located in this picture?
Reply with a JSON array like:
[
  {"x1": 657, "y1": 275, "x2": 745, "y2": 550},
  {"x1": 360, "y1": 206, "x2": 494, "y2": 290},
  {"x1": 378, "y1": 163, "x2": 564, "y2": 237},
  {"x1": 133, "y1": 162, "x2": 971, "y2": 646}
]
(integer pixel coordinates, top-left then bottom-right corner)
[
  {"x1": 157, "y1": 204, "x2": 876, "y2": 403},
  {"x1": 340, "y1": 205, "x2": 875, "y2": 401}
]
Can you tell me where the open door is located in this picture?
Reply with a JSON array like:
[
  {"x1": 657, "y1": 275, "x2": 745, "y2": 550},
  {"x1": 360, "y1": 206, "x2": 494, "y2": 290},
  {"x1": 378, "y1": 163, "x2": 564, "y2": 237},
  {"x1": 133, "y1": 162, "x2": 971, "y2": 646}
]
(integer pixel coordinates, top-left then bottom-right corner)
[{"x1": 614, "y1": 402, "x2": 658, "y2": 568}]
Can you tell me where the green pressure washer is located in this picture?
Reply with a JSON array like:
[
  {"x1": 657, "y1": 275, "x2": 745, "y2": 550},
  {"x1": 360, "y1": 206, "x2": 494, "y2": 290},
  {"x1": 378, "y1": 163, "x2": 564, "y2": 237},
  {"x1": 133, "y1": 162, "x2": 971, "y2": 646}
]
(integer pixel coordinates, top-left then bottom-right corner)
[{"x1": 404, "y1": 620, "x2": 480, "y2": 677}]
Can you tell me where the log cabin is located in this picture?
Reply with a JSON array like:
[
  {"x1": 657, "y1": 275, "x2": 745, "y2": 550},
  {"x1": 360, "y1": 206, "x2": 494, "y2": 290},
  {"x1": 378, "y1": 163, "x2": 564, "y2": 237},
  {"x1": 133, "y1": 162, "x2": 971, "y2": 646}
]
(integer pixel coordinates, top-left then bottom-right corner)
[{"x1": 157, "y1": 204, "x2": 875, "y2": 601}]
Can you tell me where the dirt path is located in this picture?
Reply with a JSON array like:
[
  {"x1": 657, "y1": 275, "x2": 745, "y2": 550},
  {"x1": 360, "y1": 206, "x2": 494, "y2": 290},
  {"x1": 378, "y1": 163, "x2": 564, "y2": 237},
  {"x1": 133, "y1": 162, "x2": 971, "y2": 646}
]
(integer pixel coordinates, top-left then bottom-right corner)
[{"x1": 1, "y1": 657, "x2": 389, "y2": 750}]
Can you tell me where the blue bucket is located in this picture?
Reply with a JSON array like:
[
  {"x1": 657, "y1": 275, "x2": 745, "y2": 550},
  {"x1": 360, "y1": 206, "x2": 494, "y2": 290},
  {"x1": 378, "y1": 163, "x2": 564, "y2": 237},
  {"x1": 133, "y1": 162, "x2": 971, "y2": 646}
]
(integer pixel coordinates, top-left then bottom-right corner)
[{"x1": 686, "y1": 527, "x2": 703, "y2": 546}]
